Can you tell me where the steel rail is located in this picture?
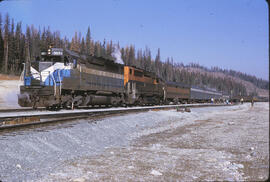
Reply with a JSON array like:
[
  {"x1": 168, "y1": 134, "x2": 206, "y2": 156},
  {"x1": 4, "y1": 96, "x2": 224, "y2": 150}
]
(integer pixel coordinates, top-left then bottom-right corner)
[
  {"x1": 0, "y1": 107, "x2": 45, "y2": 113},
  {"x1": 0, "y1": 103, "x2": 231, "y2": 129}
]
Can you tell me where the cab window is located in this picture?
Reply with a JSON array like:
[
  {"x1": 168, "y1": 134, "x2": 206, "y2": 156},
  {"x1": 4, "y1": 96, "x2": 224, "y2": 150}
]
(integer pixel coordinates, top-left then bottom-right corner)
[{"x1": 134, "y1": 70, "x2": 143, "y2": 77}]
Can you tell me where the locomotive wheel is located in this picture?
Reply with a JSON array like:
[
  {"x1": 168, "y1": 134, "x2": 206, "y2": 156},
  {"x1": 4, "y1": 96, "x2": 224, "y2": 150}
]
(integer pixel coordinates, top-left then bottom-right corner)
[
  {"x1": 138, "y1": 97, "x2": 144, "y2": 106},
  {"x1": 46, "y1": 104, "x2": 61, "y2": 111}
]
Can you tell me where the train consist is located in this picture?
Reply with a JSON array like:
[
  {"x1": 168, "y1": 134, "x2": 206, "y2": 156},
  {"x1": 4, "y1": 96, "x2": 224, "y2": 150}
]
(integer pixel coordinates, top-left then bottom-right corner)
[{"x1": 18, "y1": 47, "x2": 229, "y2": 109}]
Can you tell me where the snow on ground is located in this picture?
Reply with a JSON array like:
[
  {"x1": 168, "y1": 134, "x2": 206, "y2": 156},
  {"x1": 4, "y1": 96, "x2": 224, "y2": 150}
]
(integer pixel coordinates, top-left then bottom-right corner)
[
  {"x1": 27, "y1": 102, "x2": 268, "y2": 182},
  {"x1": 0, "y1": 80, "x2": 22, "y2": 109}
]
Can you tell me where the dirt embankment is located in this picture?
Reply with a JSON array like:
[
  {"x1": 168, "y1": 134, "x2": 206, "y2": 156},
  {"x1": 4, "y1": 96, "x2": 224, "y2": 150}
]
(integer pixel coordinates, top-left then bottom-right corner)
[{"x1": 0, "y1": 74, "x2": 20, "y2": 80}]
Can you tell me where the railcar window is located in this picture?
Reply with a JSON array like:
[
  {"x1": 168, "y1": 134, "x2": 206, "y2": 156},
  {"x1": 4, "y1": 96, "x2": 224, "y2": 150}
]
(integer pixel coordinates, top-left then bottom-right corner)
[
  {"x1": 129, "y1": 69, "x2": 132, "y2": 75},
  {"x1": 134, "y1": 70, "x2": 143, "y2": 77}
]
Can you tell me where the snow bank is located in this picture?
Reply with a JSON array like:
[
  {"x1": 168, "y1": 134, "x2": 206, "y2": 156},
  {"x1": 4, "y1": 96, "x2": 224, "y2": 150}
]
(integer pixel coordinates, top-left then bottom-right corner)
[{"x1": 0, "y1": 80, "x2": 23, "y2": 108}]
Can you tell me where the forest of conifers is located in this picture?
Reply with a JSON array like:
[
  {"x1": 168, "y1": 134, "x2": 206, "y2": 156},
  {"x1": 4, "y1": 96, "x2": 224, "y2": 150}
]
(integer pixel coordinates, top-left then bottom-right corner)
[{"x1": 0, "y1": 13, "x2": 268, "y2": 96}]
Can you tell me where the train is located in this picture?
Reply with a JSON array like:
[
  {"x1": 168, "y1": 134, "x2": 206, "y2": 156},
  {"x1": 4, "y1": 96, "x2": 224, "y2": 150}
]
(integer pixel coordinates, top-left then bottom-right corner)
[{"x1": 18, "y1": 47, "x2": 229, "y2": 110}]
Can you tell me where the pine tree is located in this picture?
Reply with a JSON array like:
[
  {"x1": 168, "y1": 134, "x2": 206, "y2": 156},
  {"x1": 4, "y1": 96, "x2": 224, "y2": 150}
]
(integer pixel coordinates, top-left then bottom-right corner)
[
  {"x1": 128, "y1": 45, "x2": 135, "y2": 66},
  {"x1": 14, "y1": 21, "x2": 22, "y2": 72},
  {"x1": 124, "y1": 46, "x2": 130, "y2": 65},
  {"x1": 81, "y1": 37, "x2": 85, "y2": 54},
  {"x1": 106, "y1": 40, "x2": 113, "y2": 57},
  {"x1": 0, "y1": 13, "x2": 4, "y2": 72},
  {"x1": 53, "y1": 31, "x2": 61, "y2": 48},
  {"x1": 45, "y1": 26, "x2": 52, "y2": 48},
  {"x1": 78, "y1": 32, "x2": 81, "y2": 52},
  {"x1": 85, "y1": 26, "x2": 91, "y2": 55},
  {"x1": 90, "y1": 40, "x2": 95, "y2": 55},
  {"x1": 25, "y1": 25, "x2": 31, "y2": 59},
  {"x1": 63, "y1": 36, "x2": 69, "y2": 49},
  {"x1": 9, "y1": 18, "x2": 16, "y2": 72},
  {"x1": 144, "y1": 46, "x2": 151, "y2": 71},
  {"x1": 136, "y1": 49, "x2": 143, "y2": 68},
  {"x1": 70, "y1": 31, "x2": 81, "y2": 52},
  {"x1": 3, "y1": 13, "x2": 10, "y2": 73},
  {"x1": 154, "y1": 48, "x2": 161, "y2": 77},
  {"x1": 70, "y1": 37, "x2": 75, "y2": 51},
  {"x1": 101, "y1": 39, "x2": 106, "y2": 57},
  {"x1": 30, "y1": 25, "x2": 40, "y2": 60},
  {"x1": 94, "y1": 41, "x2": 101, "y2": 57}
]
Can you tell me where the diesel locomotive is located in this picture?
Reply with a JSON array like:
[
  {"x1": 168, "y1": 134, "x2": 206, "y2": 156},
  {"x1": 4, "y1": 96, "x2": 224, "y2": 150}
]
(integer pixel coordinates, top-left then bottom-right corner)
[{"x1": 18, "y1": 47, "x2": 227, "y2": 109}]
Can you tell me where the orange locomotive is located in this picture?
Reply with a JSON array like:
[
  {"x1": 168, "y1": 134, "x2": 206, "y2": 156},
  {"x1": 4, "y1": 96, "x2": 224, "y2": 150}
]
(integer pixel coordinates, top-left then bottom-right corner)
[{"x1": 124, "y1": 66, "x2": 164, "y2": 105}]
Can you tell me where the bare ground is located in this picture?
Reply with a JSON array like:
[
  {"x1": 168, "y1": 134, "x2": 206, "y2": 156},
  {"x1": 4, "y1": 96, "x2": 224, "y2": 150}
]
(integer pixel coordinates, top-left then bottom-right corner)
[
  {"x1": 0, "y1": 74, "x2": 20, "y2": 80},
  {"x1": 45, "y1": 103, "x2": 269, "y2": 182}
]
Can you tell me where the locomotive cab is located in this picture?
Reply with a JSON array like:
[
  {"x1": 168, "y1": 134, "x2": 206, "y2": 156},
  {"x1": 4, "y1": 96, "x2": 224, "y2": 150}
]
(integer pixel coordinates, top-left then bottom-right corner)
[
  {"x1": 24, "y1": 47, "x2": 70, "y2": 86},
  {"x1": 32, "y1": 48, "x2": 69, "y2": 73},
  {"x1": 18, "y1": 46, "x2": 73, "y2": 108}
]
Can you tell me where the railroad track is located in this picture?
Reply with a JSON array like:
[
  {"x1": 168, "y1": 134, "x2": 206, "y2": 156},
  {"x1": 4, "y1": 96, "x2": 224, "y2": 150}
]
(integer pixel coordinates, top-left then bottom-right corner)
[
  {"x1": 0, "y1": 107, "x2": 45, "y2": 113},
  {"x1": 0, "y1": 103, "x2": 231, "y2": 129},
  {"x1": 0, "y1": 105, "x2": 128, "y2": 113}
]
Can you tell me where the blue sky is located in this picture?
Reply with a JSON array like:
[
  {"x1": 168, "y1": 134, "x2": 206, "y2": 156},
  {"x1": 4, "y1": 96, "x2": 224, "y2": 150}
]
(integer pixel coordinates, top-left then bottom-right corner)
[{"x1": 0, "y1": 0, "x2": 268, "y2": 80}]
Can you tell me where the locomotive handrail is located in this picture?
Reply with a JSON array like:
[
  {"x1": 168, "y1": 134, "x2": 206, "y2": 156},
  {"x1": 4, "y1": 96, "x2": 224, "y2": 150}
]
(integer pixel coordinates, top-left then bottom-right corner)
[
  {"x1": 20, "y1": 63, "x2": 25, "y2": 82},
  {"x1": 50, "y1": 73, "x2": 57, "y2": 96},
  {"x1": 57, "y1": 69, "x2": 62, "y2": 95}
]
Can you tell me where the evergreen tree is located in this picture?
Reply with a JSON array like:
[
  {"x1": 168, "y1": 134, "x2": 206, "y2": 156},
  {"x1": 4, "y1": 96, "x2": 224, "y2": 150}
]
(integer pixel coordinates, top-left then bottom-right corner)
[
  {"x1": 0, "y1": 13, "x2": 4, "y2": 72},
  {"x1": 14, "y1": 21, "x2": 22, "y2": 72},
  {"x1": 106, "y1": 40, "x2": 113, "y2": 57},
  {"x1": 128, "y1": 45, "x2": 135, "y2": 66},
  {"x1": 94, "y1": 41, "x2": 101, "y2": 57},
  {"x1": 63, "y1": 36, "x2": 69, "y2": 49},
  {"x1": 81, "y1": 37, "x2": 85, "y2": 54},
  {"x1": 53, "y1": 31, "x2": 61, "y2": 48},
  {"x1": 45, "y1": 26, "x2": 52, "y2": 47},
  {"x1": 25, "y1": 25, "x2": 31, "y2": 59},
  {"x1": 101, "y1": 38, "x2": 106, "y2": 57},
  {"x1": 9, "y1": 18, "x2": 16, "y2": 72},
  {"x1": 70, "y1": 31, "x2": 80, "y2": 52},
  {"x1": 144, "y1": 46, "x2": 151, "y2": 71},
  {"x1": 154, "y1": 48, "x2": 161, "y2": 77},
  {"x1": 3, "y1": 13, "x2": 10, "y2": 73},
  {"x1": 85, "y1": 26, "x2": 91, "y2": 55}
]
